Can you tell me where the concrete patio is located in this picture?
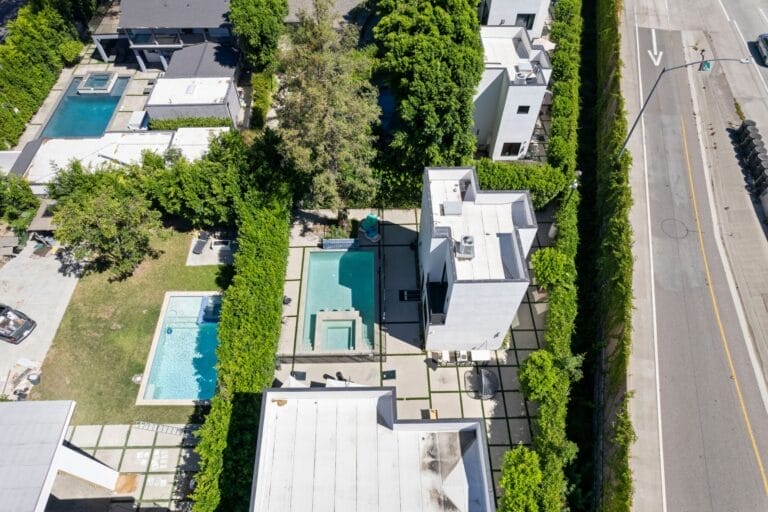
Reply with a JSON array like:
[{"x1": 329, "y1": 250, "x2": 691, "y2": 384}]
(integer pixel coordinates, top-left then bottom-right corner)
[{"x1": 278, "y1": 207, "x2": 556, "y2": 496}]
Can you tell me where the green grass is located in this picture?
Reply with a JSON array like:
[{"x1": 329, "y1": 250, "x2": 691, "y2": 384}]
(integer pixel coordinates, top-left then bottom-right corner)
[{"x1": 33, "y1": 231, "x2": 227, "y2": 425}]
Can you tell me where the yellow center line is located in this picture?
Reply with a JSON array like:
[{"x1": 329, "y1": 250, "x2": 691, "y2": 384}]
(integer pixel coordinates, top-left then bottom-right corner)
[{"x1": 680, "y1": 114, "x2": 768, "y2": 495}]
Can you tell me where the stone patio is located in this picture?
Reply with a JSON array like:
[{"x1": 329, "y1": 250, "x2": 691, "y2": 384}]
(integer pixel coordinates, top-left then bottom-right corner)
[
  {"x1": 279, "y1": 207, "x2": 556, "y2": 497},
  {"x1": 52, "y1": 422, "x2": 201, "y2": 510}
]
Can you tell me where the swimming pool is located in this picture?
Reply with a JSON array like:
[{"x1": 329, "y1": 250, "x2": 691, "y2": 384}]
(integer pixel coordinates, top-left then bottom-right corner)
[
  {"x1": 41, "y1": 76, "x2": 129, "y2": 138},
  {"x1": 138, "y1": 293, "x2": 220, "y2": 404},
  {"x1": 301, "y1": 250, "x2": 375, "y2": 352}
]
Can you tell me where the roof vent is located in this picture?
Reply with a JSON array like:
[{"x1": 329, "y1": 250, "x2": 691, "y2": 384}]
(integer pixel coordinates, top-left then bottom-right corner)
[
  {"x1": 456, "y1": 235, "x2": 475, "y2": 260},
  {"x1": 514, "y1": 72, "x2": 527, "y2": 84}
]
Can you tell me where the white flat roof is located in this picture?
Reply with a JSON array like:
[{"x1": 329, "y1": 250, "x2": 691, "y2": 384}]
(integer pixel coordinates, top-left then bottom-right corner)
[
  {"x1": 147, "y1": 77, "x2": 232, "y2": 106},
  {"x1": 427, "y1": 168, "x2": 532, "y2": 281},
  {"x1": 22, "y1": 128, "x2": 229, "y2": 184},
  {"x1": 0, "y1": 401, "x2": 75, "y2": 512},
  {"x1": 251, "y1": 388, "x2": 494, "y2": 512}
]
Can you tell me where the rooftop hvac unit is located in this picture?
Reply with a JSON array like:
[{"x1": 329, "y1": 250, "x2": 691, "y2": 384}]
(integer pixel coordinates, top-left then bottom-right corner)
[{"x1": 456, "y1": 235, "x2": 475, "y2": 260}]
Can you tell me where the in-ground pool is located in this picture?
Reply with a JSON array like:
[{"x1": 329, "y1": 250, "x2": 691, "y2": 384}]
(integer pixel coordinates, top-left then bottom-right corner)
[
  {"x1": 138, "y1": 293, "x2": 221, "y2": 404},
  {"x1": 301, "y1": 250, "x2": 375, "y2": 352},
  {"x1": 41, "y1": 76, "x2": 128, "y2": 138}
]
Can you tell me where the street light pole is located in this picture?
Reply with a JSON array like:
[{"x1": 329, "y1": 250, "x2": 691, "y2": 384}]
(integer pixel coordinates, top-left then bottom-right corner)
[{"x1": 616, "y1": 57, "x2": 750, "y2": 161}]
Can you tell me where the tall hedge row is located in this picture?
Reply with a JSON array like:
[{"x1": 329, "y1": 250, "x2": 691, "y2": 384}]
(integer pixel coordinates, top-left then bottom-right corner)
[
  {"x1": 595, "y1": 0, "x2": 636, "y2": 508},
  {"x1": 0, "y1": 6, "x2": 82, "y2": 149},
  {"x1": 547, "y1": 0, "x2": 583, "y2": 176},
  {"x1": 491, "y1": 0, "x2": 584, "y2": 509},
  {"x1": 191, "y1": 199, "x2": 290, "y2": 511},
  {"x1": 475, "y1": 158, "x2": 568, "y2": 210}
]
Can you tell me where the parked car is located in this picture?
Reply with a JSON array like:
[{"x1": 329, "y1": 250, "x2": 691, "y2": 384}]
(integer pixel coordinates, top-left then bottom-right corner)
[
  {"x1": 0, "y1": 304, "x2": 36, "y2": 344},
  {"x1": 758, "y1": 34, "x2": 768, "y2": 65}
]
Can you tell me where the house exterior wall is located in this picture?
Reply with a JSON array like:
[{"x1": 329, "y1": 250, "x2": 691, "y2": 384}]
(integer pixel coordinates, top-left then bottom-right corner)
[
  {"x1": 474, "y1": 77, "x2": 546, "y2": 161},
  {"x1": 479, "y1": 0, "x2": 549, "y2": 39},
  {"x1": 146, "y1": 81, "x2": 240, "y2": 125},
  {"x1": 425, "y1": 279, "x2": 528, "y2": 351}
]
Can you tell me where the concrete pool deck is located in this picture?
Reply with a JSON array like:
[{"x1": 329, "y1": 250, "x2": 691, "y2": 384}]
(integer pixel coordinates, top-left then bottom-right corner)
[
  {"x1": 280, "y1": 207, "x2": 556, "y2": 497},
  {"x1": 14, "y1": 45, "x2": 159, "y2": 150}
]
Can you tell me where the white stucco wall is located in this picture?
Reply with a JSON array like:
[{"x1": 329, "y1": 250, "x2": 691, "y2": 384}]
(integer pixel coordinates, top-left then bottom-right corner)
[
  {"x1": 425, "y1": 279, "x2": 528, "y2": 351},
  {"x1": 479, "y1": 0, "x2": 550, "y2": 39},
  {"x1": 486, "y1": 83, "x2": 547, "y2": 161}
]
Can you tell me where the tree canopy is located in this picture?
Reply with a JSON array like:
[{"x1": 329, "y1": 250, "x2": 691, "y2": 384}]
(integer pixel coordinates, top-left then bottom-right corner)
[
  {"x1": 374, "y1": 0, "x2": 483, "y2": 175},
  {"x1": 276, "y1": 0, "x2": 380, "y2": 210},
  {"x1": 52, "y1": 168, "x2": 163, "y2": 279},
  {"x1": 229, "y1": 0, "x2": 288, "y2": 71}
]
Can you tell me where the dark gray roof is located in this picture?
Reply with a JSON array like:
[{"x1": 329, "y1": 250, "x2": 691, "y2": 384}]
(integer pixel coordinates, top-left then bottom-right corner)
[
  {"x1": 0, "y1": 401, "x2": 74, "y2": 512},
  {"x1": 165, "y1": 43, "x2": 238, "y2": 79},
  {"x1": 119, "y1": 0, "x2": 230, "y2": 30}
]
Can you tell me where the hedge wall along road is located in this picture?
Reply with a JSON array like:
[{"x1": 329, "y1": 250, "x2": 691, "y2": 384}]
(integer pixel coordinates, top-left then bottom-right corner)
[
  {"x1": 191, "y1": 200, "x2": 290, "y2": 512},
  {"x1": 595, "y1": 0, "x2": 636, "y2": 508},
  {"x1": 0, "y1": 6, "x2": 82, "y2": 149}
]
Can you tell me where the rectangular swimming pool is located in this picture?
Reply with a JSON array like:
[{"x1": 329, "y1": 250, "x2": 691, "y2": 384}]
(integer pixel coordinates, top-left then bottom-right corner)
[
  {"x1": 138, "y1": 293, "x2": 220, "y2": 404},
  {"x1": 41, "y1": 76, "x2": 129, "y2": 138},
  {"x1": 301, "y1": 250, "x2": 375, "y2": 352}
]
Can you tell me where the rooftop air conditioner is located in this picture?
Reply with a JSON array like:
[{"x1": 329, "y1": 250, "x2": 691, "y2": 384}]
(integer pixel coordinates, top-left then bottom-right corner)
[{"x1": 456, "y1": 235, "x2": 475, "y2": 260}]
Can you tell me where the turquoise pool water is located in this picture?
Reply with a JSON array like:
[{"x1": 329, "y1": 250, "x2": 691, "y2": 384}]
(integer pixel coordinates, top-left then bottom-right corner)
[
  {"x1": 302, "y1": 251, "x2": 375, "y2": 351},
  {"x1": 144, "y1": 295, "x2": 220, "y2": 401},
  {"x1": 42, "y1": 76, "x2": 128, "y2": 138}
]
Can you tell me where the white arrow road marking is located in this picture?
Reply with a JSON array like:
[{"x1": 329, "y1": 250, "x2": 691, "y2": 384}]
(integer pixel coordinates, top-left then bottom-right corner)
[{"x1": 648, "y1": 28, "x2": 664, "y2": 66}]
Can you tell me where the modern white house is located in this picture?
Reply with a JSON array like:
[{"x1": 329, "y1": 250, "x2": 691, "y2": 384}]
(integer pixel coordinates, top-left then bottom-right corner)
[
  {"x1": 146, "y1": 43, "x2": 241, "y2": 126},
  {"x1": 418, "y1": 167, "x2": 537, "y2": 352},
  {"x1": 473, "y1": 25, "x2": 552, "y2": 161},
  {"x1": 0, "y1": 401, "x2": 119, "y2": 512},
  {"x1": 478, "y1": 0, "x2": 550, "y2": 39},
  {"x1": 249, "y1": 387, "x2": 495, "y2": 512}
]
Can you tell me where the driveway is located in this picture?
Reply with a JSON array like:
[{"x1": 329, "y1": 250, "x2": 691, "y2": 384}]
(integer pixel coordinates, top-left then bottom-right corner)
[{"x1": 0, "y1": 241, "x2": 78, "y2": 395}]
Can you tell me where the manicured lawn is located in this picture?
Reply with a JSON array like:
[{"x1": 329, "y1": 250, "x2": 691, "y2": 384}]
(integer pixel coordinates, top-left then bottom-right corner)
[{"x1": 33, "y1": 231, "x2": 226, "y2": 425}]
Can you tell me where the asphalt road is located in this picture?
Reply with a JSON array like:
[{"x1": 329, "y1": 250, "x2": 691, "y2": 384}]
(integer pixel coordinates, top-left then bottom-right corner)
[{"x1": 629, "y1": 22, "x2": 768, "y2": 512}]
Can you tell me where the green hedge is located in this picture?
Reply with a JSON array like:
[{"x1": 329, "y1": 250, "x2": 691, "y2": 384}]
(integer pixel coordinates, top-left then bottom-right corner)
[
  {"x1": 0, "y1": 6, "x2": 82, "y2": 149},
  {"x1": 149, "y1": 117, "x2": 232, "y2": 130},
  {"x1": 547, "y1": 0, "x2": 583, "y2": 176},
  {"x1": 250, "y1": 71, "x2": 275, "y2": 129},
  {"x1": 492, "y1": 0, "x2": 584, "y2": 509},
  {"x1": 595, "y1": 0, "x2": 636, "y2": 508},
  {"x1": 475, "y1": 158, "x2": 568, "y2": 209},
  {"x1": 191, "y1": 198, "x2": 290, "y2": 511},
  {"x1": 0, "y1": 174, "x2": 39, "y2": 232}
]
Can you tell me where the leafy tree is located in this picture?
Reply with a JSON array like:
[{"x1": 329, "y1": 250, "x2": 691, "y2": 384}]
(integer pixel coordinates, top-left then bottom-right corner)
[
  {"x1": 276, "y1": 0, "x2": 380, "y2": 210},
  {"x1": 498, "y1": 445, "x2": 542, "y2": 512},
  {"x1": 53, "y1": 178, "x2": 163, "y2": 279},
  {"x1": 0, "y1": 174, "x2": 39, "y2": 231},
  {"x1": 375, "y1": 0, "x2": 483, "y2": 175},
  {"x1": 229, "y1": 0, "x2": 288, "y2": 71}
]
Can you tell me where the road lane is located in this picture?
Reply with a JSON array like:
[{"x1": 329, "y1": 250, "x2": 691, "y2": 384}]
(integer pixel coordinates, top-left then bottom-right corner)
[{"x1": 637, "y1": 26, "x2": 768, "y2": 510}]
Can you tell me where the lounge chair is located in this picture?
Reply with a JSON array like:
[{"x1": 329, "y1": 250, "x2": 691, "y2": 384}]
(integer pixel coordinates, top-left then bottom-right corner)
[{"x1": 192, "y1": 238, "x2": 207, "y2": 255}]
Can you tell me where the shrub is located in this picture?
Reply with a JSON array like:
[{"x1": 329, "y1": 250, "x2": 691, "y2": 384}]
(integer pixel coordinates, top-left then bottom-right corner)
[
  {"x1": 58, "y1": 39, "x2": 83, "y2": 65},
  {"x1": 498, "y1": 445, "x2": 543, "y2": 512},
  {"x1": 475, "y1": 158, "x2": 568, "y2": 210},
  {"x1": 148, "y1": 117, "x2": 231, "y2": 130},
  {"x1": 250, "y1": 71, "x2": 275, "y2": 129},
  {"x1": 0, "y1": 6, "x2": 80, "y2": 148},
  {"x1": 531, "y1": 247, "x2": 572, "y2": 291},
  {"x1": 0, "y1": 174, "x2": 39, "y2": 232}
]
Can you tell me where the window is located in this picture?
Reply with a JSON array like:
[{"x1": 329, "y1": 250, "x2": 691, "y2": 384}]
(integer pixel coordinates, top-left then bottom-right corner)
[
  {"x1": 501, "y1": 143, "x2": 522, "y2": 157},
  {"x1": 515, "y1": 13, "x2": 536, "y2": 30},
  {"x1": 517, "y1": 105, "x2": 530, "y2": 114}
]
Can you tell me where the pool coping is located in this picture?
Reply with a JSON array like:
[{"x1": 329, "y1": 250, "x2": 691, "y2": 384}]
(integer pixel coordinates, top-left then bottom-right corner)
[
  {"x1": 39, "y1": 74, "x2": 132, "y2": 139},
  {"x1": 294, "y1": 247, "x2": 381, "y2": 359},
  {"x1": 136, "y1": 290, "x2": 221, "y2": 407}
]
